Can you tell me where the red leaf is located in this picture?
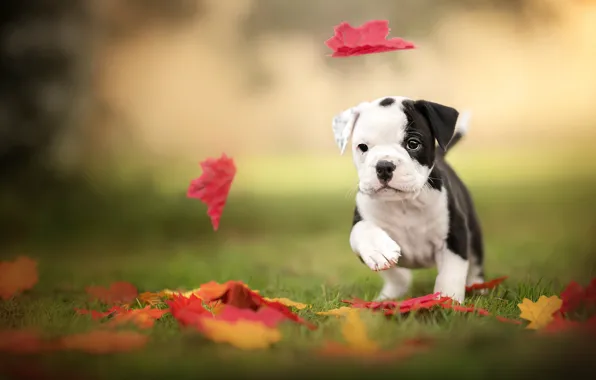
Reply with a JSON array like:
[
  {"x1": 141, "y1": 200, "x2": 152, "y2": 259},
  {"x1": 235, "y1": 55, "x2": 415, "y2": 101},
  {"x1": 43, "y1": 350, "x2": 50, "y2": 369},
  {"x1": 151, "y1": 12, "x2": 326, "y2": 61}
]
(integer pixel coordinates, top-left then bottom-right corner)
[
  {"x1": 213, "y1": 305, "x2": 288, "y2": 328},
  {"x1": 85, "y1": 281, "x2": 138, "y2": 305},
  {"x1": 495, "y1": 316, "x2": 523, "y2": 325},
  {"x1": 208, "y1": 281, "x2": 317, "y2": 330},
  {"x1": 465, "y1": 276, "x2": 508, "y2": 292},
  {"x1": 325, "y1": 20, "x2": 415, "y2": 58},
  {"x1": 559, "y1": 278, "x2": 596, "y2": 314},
  {"x1": 75, "y1": 306, "x2": 121, "y2": 320},
  {"x1": 187, "y1": 154, "x2": 236, "y2": 231},
  {"x1": 167, "y1": 294, "x2": 210, "y2": 327},
  {"x1": 542, "y1": 314, "x2": 582, "y2": 333},
  {"x1": 441, "y1": 299, "x2": 491, "y2": 316},
  {"x1": 343, "y1": 293, "x2": 447, "y2": 315}
]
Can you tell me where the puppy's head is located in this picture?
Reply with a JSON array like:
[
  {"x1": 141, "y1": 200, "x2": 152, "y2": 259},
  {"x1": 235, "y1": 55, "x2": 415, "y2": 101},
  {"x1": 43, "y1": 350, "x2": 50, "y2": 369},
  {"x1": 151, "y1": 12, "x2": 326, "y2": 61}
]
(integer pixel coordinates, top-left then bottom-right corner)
[{"x1": 332, "y1": 96, "x2": 459, "y2": 200}]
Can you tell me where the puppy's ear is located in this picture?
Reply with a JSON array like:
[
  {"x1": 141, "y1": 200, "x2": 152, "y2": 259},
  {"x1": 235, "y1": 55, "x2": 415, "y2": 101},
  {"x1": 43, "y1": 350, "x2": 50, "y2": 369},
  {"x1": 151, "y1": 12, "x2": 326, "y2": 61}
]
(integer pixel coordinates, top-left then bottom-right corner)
[
  {"x1": 332, "y1": 102, "x2": 368, "y2": 155},
  {"x1": 414, "y1": 100, "x2": 460, "y2": 152}
]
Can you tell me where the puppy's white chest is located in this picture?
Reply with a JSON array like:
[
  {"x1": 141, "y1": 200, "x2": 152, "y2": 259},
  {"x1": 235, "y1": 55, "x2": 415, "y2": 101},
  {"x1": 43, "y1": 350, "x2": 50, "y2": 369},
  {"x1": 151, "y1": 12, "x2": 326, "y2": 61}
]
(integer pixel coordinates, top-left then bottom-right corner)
[{"x1": 357, "y1": 190, "x2": 449, "y2": 268}]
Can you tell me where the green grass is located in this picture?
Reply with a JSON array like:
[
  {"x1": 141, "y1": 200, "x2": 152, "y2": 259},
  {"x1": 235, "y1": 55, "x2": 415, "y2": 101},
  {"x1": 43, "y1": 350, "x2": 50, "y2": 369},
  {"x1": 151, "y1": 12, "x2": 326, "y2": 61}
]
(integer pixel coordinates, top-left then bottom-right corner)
[{"x1": 1, "y1": 154, "x2": 596, "y2": 379}]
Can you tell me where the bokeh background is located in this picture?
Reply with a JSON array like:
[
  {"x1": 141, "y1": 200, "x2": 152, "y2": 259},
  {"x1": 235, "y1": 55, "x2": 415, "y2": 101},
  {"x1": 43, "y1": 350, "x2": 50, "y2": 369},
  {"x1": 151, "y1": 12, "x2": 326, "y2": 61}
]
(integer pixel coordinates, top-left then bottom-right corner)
[{"x1": 1, "y1": 0, "x2": 596, "y2": 284}]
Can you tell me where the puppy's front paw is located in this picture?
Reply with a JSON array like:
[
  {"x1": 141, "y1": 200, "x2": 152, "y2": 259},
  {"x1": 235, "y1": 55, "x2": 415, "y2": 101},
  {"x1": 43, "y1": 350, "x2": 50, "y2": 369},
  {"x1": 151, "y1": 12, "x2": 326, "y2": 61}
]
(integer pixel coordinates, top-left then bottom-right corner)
[{"x1": 357, "y1": 230, "x2": 401, "y2": 272}]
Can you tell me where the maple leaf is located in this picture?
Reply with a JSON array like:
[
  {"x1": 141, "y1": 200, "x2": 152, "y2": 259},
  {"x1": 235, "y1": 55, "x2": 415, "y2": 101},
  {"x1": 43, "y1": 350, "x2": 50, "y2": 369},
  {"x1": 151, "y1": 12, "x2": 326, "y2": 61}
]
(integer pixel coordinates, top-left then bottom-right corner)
[
  {"x1": 198, "y1": 318, "x2": 281, "y2": 350},
  {"x1": 106, "y1": 306, "x2": 169, "y2": 329},
  {"x1": 559, "y1": 278, "x2": 596, "y2": 314},
  {"x1": 138, "y1": 291, "x2": 169, "y2": 306},
  {"x1": 465, "y1": 276, "x2": 508, "y2": 292},
  {"x1": 0, "y1": 329, "x2": 47, "y2": 354},
  {"x1": 343, "y1": 293, "x2": 448, "y2": 315},
  {"x1": 325, "y1": 20, "x2": 415, "y2": 58},
  {"x1": 59, "y1": 331, "x2": 149, "y2": 354},
  {"x1": 518, "y1": 295, "x2": 563, "y2": 330},
  {"x1": 0, "y1": 256, "x2": 38, "y2": 300},
  {"x1": 187, "y1": 154, "x2": 236, "y2": 231},
  {"x1": 167, "y1": 294, "x2": 210, "y2": 327},
  {"x1": 85, "y1": 281, "x2": 138, "y2": 305},
  {"x1": 215, "y1": 305, "x2": 288, "y2": 328},
  {"x1": 75, "y1": 305, "x2": 122, "y2": 320},
  {"x1": 263, "y1": 297, "x2": 309, "y2": 310}
]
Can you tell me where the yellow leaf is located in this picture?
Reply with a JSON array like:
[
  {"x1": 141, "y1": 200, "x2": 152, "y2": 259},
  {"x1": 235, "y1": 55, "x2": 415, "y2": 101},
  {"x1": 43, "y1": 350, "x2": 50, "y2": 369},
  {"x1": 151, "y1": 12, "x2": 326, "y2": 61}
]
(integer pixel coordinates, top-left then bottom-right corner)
[
  {"x1": 341, "y1": 309, "x2": 379, "y2": 352},
  {"x1": 264, "y1": 297, "x2": 310, "y2": 310},
  {"x1": 199, "y1": 319, "x2": 281, "y2": 350},
  {"x1": 518, "y1": 295, "x2": 563, "y2": 330},
  {"x1": 161, "y1": 288, "x2": 201, "y2": 299},
  {"x1": 316, "y1": 307, "x2": 358, "y2": 317}
]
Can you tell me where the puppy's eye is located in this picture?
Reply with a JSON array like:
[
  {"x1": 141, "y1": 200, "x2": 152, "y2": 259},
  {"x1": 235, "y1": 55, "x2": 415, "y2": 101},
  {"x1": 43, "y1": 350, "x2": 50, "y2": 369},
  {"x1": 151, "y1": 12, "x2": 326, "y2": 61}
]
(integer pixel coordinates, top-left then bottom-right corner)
[
  {"x1": 357, "y1": 144, "x2": 369, "y2": 153},
  {"x1": 406, "y1": 139, "x2": 421, "y2": 151}
]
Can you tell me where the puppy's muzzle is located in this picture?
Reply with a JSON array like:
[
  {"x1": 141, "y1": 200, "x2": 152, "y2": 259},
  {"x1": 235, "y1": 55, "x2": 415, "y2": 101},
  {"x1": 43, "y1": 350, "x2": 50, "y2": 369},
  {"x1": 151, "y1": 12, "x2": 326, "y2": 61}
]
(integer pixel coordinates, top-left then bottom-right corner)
[{"x1": 376, "y1": 160, "x2": 396, "y2": 183}]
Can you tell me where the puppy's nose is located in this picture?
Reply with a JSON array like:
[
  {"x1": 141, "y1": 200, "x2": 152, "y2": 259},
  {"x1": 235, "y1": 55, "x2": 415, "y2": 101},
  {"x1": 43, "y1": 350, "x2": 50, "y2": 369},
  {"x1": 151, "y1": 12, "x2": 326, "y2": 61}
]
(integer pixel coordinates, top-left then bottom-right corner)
[{"x1": 376, "y1": 160, "x2": 396, "y2": 182}]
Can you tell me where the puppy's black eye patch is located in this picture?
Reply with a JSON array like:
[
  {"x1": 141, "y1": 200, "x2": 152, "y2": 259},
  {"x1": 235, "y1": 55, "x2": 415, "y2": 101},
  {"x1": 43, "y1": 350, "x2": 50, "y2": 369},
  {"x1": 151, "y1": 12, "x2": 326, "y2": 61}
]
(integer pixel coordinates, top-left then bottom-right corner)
[{"x1": 379, "y1": 97, "x2": 395, "y2": 107}]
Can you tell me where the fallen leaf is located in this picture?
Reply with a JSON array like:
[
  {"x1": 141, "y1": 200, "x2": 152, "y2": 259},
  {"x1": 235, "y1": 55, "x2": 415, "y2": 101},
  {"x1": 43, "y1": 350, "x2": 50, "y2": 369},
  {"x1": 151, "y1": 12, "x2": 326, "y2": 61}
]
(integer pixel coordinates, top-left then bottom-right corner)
[
  {"x1": 542, "y1": 314, "x2": 582, "y2": 334},
  {"x1": 518, "y1": 295, "x2": 563, "y2": 330},
  {"x1": 167, "y1": 294, "x2": 210, "y2": 327},
  {"x1": 85, "y1": 281, "x2": 138, "y2": 305},
  {"x1": 215, "y1": 305, "x2": 288, "y2": 328},
  {"x1": 187, "y1": 154, "x2": 236, "y2": 231},
  {"x1": 343, "y1": 293, "x2": 447, "y2": 314},
  {"x1": 341, "y1": 308, "x2": 379, "y2": 352},
  {"x1": 559, "y1": 278, "x2": 596, "y2": 314},
  {"x1": 263, "y1": 297, "x2": 309, "y2": 310},
  {"x1": 495, "y1": 316, "x2": 523, "y2": 325},
  {"x1": 0, "y1": 329, "x2": 46, "y2": 354},
  {"x1": 60, "y1": 331, "x2": 149, "y2": 354},
  {"x1": 138, "y1": 291, "x2": 170, "y2": 306},
  {"x1": 465, "y1": 276, "x2": 508, "y2": 292},
  {"x1": 75, "y1": 306, "x2": 121, "y2": 320},
  {"x1": 0, "y1": 256, "x2": 38, "y2": 300},
  {"x1": 441, "y1": 300, "x2": 491, "y2": 316},
  {"x1": 106, "y1": 306, "x2": 169, "y2": 329},
  {"x1": 198, "y1": 318, "x2": 281, "y2": 350},
  {"x1": 325, "y1": 20, "x2": 415, "y2": 58},
  {"x1": 316, "y1": 307, "x2": 357, "y2": 317}
]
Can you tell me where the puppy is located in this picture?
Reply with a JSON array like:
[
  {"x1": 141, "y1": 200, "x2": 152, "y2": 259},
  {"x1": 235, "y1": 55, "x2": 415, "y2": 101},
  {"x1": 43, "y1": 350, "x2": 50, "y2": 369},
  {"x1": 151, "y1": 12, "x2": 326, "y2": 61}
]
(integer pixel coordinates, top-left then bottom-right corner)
[{"x1": 332, "y1": 96, "x2": 484, "y2": 303}]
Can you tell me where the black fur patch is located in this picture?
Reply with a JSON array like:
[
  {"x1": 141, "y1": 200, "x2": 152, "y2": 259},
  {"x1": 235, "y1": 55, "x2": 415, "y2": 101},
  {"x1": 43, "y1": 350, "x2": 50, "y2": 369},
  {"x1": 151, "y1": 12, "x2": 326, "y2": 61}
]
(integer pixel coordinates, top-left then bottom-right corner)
[
  {"x1": 379, "y1": 97, "x2": 395, "y2": 107},
  {"x1": 401, "y1": 100, "x2": 437, "y2": 169}
]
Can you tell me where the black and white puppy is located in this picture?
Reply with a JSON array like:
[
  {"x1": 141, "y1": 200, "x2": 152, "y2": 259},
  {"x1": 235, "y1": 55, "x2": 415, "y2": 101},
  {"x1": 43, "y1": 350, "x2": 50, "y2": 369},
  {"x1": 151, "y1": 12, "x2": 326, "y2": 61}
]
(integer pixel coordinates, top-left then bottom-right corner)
[{"x1": 332, "y1": 96, "x2": 484, "y2": 303}]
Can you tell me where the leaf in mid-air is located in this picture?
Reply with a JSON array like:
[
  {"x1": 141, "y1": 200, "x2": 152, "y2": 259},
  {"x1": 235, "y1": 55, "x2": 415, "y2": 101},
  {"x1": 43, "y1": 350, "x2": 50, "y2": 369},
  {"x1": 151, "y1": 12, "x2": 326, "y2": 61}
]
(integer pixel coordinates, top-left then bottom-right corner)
[
  {"x1": 0, "y1": 256, "x2": 38, "y2": 300},
  {"x1": 187, "y1": 154, "x2": 237, "y2": 231},
  {"x1": 85, "y1": 281, "x2": 138, "y2": 305},
  {"x1": 518, "y1": 295, "x2": 563, "y2": 330}
]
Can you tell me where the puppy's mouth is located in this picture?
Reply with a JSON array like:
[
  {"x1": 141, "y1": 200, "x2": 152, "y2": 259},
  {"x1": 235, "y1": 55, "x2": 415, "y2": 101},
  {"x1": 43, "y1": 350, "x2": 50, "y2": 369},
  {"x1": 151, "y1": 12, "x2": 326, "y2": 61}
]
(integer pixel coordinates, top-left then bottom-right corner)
[{"x1": 375, "y1": 185, "x2": 404, "y2": 194}]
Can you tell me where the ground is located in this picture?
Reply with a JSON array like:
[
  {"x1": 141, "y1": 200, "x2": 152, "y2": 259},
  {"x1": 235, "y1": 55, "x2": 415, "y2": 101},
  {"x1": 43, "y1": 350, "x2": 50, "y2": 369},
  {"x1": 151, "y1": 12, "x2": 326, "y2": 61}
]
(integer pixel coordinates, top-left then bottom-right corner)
[{"x1": 1, "y1": 150, "x2": 596, "y2": 379}]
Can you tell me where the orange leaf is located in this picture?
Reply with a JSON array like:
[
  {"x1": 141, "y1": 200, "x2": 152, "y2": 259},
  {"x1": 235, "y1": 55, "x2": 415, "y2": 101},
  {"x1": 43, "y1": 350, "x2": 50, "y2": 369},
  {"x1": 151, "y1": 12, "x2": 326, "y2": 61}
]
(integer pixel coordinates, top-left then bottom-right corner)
[
  {"x1": 85, "y1": 281, "x2": 138, "y2": 305},
  {"x1": 105, "y1": 306, "x2": 168, "y2": 329},
  {"x1": 0, "y1": 329, "x2": 46, "y2": 354},
  {"x1": 316, "y1": 307, "x2": 358, "y2": 317},
  {"x1": 263, "y1": 297, "x2": 309, "y2": 310},
  {"x1": 198, "y1": 318, "x2": 281, "y2": 350},
  {"x1": 138, "y1": 291, "x2": 168, "y2": 306},
  {"x1": 167, "y1": 294, "x2": 210, "y2": 327},
  {"x1": 0, "y1": 256, "x2": 38, "y2": 300},
  {"x1": 60, "y1": 331, "x2": 148, "y2": 354}
]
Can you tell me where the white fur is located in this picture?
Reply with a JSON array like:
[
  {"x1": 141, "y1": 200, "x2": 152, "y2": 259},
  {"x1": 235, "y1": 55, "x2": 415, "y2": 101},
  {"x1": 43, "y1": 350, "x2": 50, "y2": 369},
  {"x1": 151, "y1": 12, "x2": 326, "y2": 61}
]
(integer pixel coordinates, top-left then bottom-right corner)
[{"x1": 339, "y1": 96, "x2": 472, "y2": 303}]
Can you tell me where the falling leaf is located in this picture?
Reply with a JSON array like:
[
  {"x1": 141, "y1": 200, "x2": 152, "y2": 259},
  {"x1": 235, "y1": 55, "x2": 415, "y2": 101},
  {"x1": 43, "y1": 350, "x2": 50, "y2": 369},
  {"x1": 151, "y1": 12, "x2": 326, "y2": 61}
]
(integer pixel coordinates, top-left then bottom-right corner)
[
  {"x1": 0, "y1": 329, "x2": 47, "y2": 354},
  {"x1": 167, "y1": 294, "x2": 210, "y2": 327},
  {"x1": 325, "y1": 20, "x2": 415, "y2": 58},
  {"x1": 198, "y1": 318, "x2": 281, "y2": 350},
  {"x1": 85, "y1": 281, "x2": 138, "y2": 305},
  {"x1": 106, "y1": 306, "x2": 169, "y2": 329},
  {"x1": 0, "y1": 256, "x2": 38, "y2": 300},
  {"x1": 465, "y1": 276, "x2": 508, "y2": 292},
  {"x1": 60, "y1": 331, "x2": 149, "y2": 354},
  {"x1": 263, "y1": 297, "x2": 309, "y2": 310},
  {"x1": 316, "y1": 307, "x2": 357, "y2": 317},
  {"x1": 187, "y1": 154, "x2": 236, "y2": 231},
  {"x1": 518, "y1": 295, "x2": 563, "y2": 330}
]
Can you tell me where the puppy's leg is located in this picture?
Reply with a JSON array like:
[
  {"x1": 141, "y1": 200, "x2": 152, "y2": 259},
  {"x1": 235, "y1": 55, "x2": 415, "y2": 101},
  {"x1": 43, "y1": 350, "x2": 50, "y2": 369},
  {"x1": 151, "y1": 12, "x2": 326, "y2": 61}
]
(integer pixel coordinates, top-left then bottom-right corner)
[
  {"x1": 466, "y1": 219, "x2": 487, "y2": 293},
  {"x1": 376, "y1": 267, "x2": 412, "y2": 301},
  {"x1": 350, "y1": 220, "x2": 401, "y2": 272},
  {"x1": 434, "y1": 249, "x2": 469, "y2": 304}
]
